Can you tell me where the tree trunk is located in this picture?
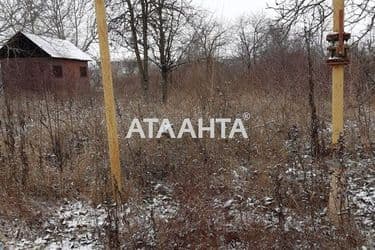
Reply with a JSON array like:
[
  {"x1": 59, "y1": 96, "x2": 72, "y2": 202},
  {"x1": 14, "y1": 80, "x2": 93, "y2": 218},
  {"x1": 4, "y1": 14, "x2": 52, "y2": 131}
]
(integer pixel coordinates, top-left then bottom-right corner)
[
  {"x1": 161, "y1": 66, "x2": 168, "y2": 104},
  {"x1": 127, "y1": 0, "x2": 149, "y2": 102},
  {"x1": 142, "y1": 72, "x2": 149, "y2": 102},
  {"x1": 157, "y1": 1, "x2": 168, "y2": 104},
  {"x1": 306, "y1": 31, "x2": 320, "y2": 158},
  {"x1": 141, "y1": 0, "x2": 149, "y2": 102},
  {"x1": 206, "y1": 56, "x2": 215, "y2": 92}
]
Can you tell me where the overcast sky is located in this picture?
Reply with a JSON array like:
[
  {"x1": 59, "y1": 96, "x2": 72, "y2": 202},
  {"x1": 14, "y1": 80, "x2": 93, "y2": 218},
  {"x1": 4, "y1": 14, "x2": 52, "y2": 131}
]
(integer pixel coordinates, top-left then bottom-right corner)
[
  {"x1": 192, "y1": 0, "x2": 273, "y2": 20},
  {"x1": 109, "y1": 0, "x2": 274, "y2": 60}
]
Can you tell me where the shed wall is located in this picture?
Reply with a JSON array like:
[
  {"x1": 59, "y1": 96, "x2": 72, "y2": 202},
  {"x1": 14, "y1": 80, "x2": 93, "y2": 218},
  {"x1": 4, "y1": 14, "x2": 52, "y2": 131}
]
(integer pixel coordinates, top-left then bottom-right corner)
[{"x1": 0, "y1": 58, "x2": 89, "y2": 94}]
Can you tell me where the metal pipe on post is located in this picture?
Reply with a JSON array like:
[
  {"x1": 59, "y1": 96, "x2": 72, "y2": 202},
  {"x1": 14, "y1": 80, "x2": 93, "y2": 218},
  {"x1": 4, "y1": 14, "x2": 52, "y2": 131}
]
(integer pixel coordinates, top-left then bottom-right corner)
[
  {"x1": 94, "y1": 0, "x2": 124, "y2": 200},
  {"x1": 332, "y1": 0, "x2": 345, "y2": 144}
]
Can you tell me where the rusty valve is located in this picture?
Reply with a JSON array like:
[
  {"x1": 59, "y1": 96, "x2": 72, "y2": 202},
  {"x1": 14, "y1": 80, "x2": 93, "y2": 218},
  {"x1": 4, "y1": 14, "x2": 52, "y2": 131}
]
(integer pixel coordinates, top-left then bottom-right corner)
[
  {"x1": 326, "y1": 10, "x2": 351, "y2": 66},
  {"x1": 326, "y1": 32, "x2": 351, "y2": 65}
]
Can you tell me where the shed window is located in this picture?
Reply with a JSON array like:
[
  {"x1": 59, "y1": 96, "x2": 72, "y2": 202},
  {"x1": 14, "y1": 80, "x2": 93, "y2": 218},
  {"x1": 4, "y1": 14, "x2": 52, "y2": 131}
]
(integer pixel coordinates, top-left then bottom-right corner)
[
  {"x1": 80, "y1": 66, "x2": 88, "y2": 77},
  {"x1": 53, "y1": 65, "x2": 63, "y2": 78}
]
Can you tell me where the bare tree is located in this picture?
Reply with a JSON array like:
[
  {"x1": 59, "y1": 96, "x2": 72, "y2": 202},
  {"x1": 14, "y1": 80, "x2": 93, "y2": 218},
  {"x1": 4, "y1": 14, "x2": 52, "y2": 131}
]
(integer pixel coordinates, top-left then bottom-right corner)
[
  {"x1": 304, "y1": 26, "x2": 320, "y2": 158},
  {"x1": 270, "y1": 0, "x2": 375, "y2": 42},
  {"x1": 139, "y1": 0, "x2": 150, "y2": 101},
  {"x1": 0, "y1": 1, "x2": 13, "y2": 43},
  {"x1": 109, "y1": 0, "x2": 151, "y2": 101},
  {"x1": 21, "y1": 0, "x2": 45, "y2": 34},
  {"x1": 110, "y1": 0, "x2": 197, "y2": 103},
  {"x1": 189, "y1": 16, "x2": 227, "y2": 87},
  {"x1": 0, "y1": 0, "x2": 96, "y2": 51},
  {"x1": 40, "y1": 0, "x2": 96, "y2": 51},
  {"x1": 40, "y1": 0, "x2": 70, "y2": 39},
  {"x1": 347, "y1": 0, "x2": 375, "y2": 41},
  {"x1": 149, "y1": 0, "x2": 195, "y2": 103},
  {"x1": 0, "y1": 0, "x2": 44, "y2": 43},
  {"x1": 236, "y1": 13, "x2": 269, "y2": 70},
  {"x1": 67, "y1": 0, "x2": 97, "y2": 51}
]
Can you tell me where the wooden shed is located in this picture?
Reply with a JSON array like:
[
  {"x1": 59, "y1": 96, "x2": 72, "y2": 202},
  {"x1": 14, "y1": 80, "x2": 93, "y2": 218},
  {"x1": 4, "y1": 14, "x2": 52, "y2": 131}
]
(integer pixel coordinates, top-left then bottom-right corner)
[{"x1": 0, "y1": 32, "x2": 92, "y2": 94}]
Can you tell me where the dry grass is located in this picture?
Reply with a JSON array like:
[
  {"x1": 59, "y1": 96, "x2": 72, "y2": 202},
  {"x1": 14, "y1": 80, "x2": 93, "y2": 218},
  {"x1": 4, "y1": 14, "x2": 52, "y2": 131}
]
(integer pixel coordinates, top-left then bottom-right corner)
[{"x1": 0, "y1": 49, "x2": 374, "y2": 248}]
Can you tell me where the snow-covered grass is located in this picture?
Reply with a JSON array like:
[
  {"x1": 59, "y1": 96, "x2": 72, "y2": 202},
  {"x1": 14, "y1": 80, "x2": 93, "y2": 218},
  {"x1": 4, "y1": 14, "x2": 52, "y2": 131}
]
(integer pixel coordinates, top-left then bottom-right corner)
[{"x1": 2, "y1": 152, "x2": 374, "y2": 249}]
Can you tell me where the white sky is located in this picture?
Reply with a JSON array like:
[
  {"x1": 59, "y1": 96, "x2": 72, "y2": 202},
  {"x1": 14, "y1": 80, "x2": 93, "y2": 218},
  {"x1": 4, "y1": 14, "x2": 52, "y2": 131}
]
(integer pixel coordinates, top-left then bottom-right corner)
[
  {"x1": 191, "y1": 0, "x2": 273, "y2": 21},
  {"x1": 107, "y1": 0, "x2": 275, "y2": 60}
]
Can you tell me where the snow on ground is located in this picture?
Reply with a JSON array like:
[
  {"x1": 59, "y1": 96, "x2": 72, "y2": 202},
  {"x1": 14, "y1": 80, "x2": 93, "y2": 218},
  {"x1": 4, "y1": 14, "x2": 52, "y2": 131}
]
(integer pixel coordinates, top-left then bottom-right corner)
[
  {"x1": 2, "y1": 183, "x2": 178, "y2": 249},
  {"x1": 348, "y1": 156, "x2": 375, "y2": 247},
  {"x1": 5, "y1": 201, "x2": 107, "y2": 249},
  {"x1": 0, "y1": 153, "x2": 374, "y2": 249}
]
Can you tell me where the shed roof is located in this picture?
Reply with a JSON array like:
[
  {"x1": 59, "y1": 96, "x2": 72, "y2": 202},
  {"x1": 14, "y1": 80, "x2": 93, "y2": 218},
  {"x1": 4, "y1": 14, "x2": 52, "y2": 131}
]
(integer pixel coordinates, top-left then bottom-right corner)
[
  {"x1": 1, "y1": 32, "x2": 92, "y2": 61},
  {"x1": 22, "y1": 32, "x2": 92, "y2": 61}
]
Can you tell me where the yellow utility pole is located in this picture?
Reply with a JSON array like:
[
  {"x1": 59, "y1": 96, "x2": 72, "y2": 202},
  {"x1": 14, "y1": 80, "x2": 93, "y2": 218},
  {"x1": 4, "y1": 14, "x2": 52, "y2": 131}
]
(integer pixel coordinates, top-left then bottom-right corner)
[
  {"x1": 328, "y1": 0, "x2": 350, "y2": 144},
  {"x1": 95, "y1": 0, "x2": 124, "y2": 199},
  {"x1": 327, "y1": 0, "x2": 351, "y2": 226}
]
